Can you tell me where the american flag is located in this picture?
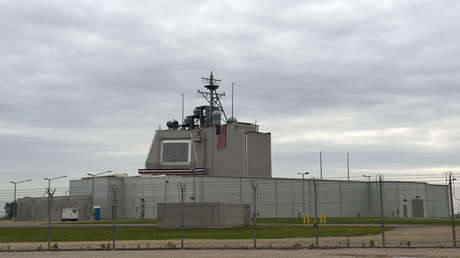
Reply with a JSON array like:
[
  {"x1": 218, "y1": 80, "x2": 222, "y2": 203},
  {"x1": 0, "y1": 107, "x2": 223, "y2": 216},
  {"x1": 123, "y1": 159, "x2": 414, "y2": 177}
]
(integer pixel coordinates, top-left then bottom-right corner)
[{"x1": 216, "y1": 124, "x2": 227, "y2": 150}]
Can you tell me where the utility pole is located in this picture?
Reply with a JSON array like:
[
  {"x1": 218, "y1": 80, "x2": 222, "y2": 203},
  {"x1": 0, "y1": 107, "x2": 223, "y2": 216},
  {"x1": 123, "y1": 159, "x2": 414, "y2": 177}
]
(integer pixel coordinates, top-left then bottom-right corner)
[
  {"x1": 43, "y1": 175, "x2": 66, "y2": 250},
  {"x1": 362, "y1": 174, "x2": 371, "y2": 182},
  {"x1": 44, "y1": 175, "x2": 67, "y2": 193},
  {"x1": 9, "y1": 179, "x2": 31, "y2": 220},
  {"x1": 181, "y1": 93, "x2": 184, "y2": 126},
  {"x1": 111, "y1": 185, "x2": 118, "y2": 249},
  {"x1": 298, "y1": 172, "x2": 310, "y2": 213},
  {"x1": 363, "y1": 174, "x2": 372, "y2": 213},
  {"x1": 347, "y1": 153, "x2": 350, "y2": 181},
  {"x1": 178, "y1": 183, "x2": 186, "y2": 249},
  {"x1": 87, "y1": 171, "x2": 112, "y2": 219},
  {"x1": 231, "y1": 82, "x2": 235, "y2": 118},
  {"x1": 46, "y1": 188, "x2": 56, "y2": 250},
  {"x1": 448, "y1": 172, "x2": 456, "y2": 248},
  {"x1": 319, "y1": 151, "x2": 323, "y2": 180},
  {"x1": 252, "y1": 180, "x2": 257, "y2": 248},
  {"x1": 313, "y1": 179, "x2": 319, "y2": 248},
  {"x1": 379, "y1": 175, "x2": 385, "y2": 247}
]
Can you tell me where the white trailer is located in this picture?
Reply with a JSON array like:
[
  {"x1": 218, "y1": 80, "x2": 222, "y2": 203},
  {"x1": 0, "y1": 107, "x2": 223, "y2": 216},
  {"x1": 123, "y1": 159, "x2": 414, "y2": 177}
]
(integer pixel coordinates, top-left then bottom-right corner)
[{"x1": 62, "y1": 208, "x2": 78, "y2": 221}]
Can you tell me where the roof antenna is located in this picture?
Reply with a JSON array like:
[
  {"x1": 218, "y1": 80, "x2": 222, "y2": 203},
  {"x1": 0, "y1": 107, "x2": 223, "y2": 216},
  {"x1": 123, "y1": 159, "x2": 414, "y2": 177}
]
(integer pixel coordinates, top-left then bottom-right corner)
[
  {"x1": 227, "y1": 82, "x2": 237, "y2": 124},
  {"x1": 231, "y1": 82, "x2": 235, "y2": 118},
  {"x1": 181, "y1": 93, "x2": 184, "y2": 127}
]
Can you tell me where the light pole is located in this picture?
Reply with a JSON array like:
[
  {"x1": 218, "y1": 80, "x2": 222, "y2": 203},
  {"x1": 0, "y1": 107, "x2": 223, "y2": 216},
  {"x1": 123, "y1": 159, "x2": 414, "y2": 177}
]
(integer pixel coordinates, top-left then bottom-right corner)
[
  {"x1": 10, "y1": 179, "x2": 32, "y2": 220},
  {"x1": 43, "y1": 175, "x2": 67, "y2": 192},
  {"x1": 87, "y1": 170, "x2": 112, "y2": 219},
  {"x1": 43, "y1": 175, "x2": 66, "y2": 249},
  {"x1": 362, "y1": 175, "x2": 371, "y2": 182},
  {"x1": 298, "y1": 172, "x2": 310, "y2": 213},
  {"x1": 363, "y1": 174, "x2": 372, "y2": 214}
]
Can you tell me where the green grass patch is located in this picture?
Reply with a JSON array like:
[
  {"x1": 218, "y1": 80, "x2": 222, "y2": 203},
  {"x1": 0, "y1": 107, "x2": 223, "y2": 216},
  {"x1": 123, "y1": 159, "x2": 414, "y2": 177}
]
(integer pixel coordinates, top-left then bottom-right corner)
[
  {"x1": 0, "y1": 225, "x2": 386, "y2": 242},
  {"x1": 56, "y1": 219, "x2": 156, "y2": 224},
  {"x1": 257, "y1": 217, "x2": 459, "y2": 225}
]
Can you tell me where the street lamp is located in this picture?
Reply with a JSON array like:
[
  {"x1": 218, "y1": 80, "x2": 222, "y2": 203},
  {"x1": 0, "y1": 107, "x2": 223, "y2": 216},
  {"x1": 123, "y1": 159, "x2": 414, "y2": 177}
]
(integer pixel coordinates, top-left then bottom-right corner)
[
  {"x1": 298, "y1": 172, "x2": 310, "y2": 213},
  {"x1": 87, "y1": 170, "x2": 113, "y2": 219},
  {"x1": 10, "y1": 179, "x2": 32, "y2": 221},
  {"x1": 362, "y1": 175, "x2": 371, "y2": 183},
  {"x1": 43, "y1": 176, "x2": 67, "y2": 192}
]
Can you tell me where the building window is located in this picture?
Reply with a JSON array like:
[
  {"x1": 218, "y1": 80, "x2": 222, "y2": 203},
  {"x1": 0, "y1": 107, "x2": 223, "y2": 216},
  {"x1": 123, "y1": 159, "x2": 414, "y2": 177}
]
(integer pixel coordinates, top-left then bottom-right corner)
[{"x1": 161, "y1": 140, "x2": 191, "y2": 164}]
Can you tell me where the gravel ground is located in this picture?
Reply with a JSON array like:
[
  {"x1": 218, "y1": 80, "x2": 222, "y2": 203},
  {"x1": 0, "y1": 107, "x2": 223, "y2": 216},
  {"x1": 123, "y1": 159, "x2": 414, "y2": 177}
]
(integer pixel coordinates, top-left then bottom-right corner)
[
  {"x1": 1, "y1": 226, "x2": 458, "y2": 250},
  {"x1": 1, "y1": 248, "x2": 460, "y2": 258}
]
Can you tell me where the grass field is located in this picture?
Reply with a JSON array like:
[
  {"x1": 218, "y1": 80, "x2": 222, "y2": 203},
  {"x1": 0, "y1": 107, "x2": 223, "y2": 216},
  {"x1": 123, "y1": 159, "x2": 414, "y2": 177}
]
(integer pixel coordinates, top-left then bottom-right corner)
[
  {"x1": 57, "y1": 219, "x2": 156, "y2": 224},
  {"x1": 0, "y1": 226, "x2": 386, "y2": 242},
  {"x1": 257, "y1": 217, "x2": 459, "y2": 225},
  {"x1": 57, "y1": 217, "x2": 458, "y2": 225}
]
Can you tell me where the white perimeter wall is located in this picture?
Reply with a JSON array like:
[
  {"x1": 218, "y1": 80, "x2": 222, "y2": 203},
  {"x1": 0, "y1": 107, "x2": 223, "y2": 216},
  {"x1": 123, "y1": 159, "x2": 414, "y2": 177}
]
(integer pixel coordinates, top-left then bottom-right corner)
[{"x1": 69, "y1": 175, "x2": 449, "y2": 219}]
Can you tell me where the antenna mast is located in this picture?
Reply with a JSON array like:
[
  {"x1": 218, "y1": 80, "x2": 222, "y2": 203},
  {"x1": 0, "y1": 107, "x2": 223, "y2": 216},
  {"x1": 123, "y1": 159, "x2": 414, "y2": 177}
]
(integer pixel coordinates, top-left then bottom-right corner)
[
  {"x1": 197, "y1": 72, "x2": 227, "y2": 124},
  {"x1": 231, "y1": 82, "x2": 235, "y2": 118}
]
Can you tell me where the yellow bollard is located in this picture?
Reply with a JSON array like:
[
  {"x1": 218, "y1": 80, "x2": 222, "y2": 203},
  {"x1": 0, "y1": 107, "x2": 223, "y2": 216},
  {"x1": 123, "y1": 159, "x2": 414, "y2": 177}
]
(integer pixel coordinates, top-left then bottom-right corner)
[
  {"x1": 318, "y1": 213, "x2": 327, "y2": 224},
  {"x1": 302, "y1": 213, "x2": 310, "y2": 225}
]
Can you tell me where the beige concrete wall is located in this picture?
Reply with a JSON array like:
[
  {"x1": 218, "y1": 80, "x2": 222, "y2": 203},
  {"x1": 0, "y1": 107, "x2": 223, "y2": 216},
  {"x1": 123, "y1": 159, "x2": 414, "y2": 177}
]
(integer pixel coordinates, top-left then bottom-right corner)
[
  {"x1": 145, "y1": 122, "x2": 271, "y2": 178},
  {"x1": 16, "y1": 195, "x2": 92, "y2": 221},
  {"x1": 157, "y1": 202, "x2": 250, "y2": 228}
]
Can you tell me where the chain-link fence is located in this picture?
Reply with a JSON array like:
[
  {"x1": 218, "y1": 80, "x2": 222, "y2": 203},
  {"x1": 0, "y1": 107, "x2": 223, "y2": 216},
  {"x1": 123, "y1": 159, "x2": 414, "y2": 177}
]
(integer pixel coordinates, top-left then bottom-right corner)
[{"x1": 0, "y1": 173, "x2": 459, "y2": 251}]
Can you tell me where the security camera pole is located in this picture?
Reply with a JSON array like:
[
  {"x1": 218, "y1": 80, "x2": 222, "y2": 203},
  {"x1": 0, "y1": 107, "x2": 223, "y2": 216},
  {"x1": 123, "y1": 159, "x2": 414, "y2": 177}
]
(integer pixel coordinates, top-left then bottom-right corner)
[
  {"x1": 10, "y1": 179, "x2": 32, "y2": 221},
  {"x1": 87, "y1": 170, "x2": 112, "y2": 219}
]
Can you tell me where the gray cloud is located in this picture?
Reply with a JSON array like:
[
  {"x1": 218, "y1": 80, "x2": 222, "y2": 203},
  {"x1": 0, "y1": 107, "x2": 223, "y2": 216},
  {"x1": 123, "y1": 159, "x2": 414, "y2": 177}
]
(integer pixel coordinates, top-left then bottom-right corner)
[{"x1": 1, "y1": 0, "x2": 460, "y2": 205}]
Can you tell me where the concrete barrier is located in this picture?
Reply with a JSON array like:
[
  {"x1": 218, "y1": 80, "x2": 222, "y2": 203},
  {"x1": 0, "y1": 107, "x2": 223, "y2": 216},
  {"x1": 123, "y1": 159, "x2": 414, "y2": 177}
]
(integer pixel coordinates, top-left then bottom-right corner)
[{"x1": 157, "y1": 202, "x2": 250, "y2": 228}]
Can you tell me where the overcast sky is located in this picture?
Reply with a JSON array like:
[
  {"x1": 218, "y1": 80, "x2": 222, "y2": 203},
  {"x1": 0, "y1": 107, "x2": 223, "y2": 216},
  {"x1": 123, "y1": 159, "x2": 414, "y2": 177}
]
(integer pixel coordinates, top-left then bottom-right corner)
[{"x1": 1, "y1": 0, "x2": 460, "y2": 205}]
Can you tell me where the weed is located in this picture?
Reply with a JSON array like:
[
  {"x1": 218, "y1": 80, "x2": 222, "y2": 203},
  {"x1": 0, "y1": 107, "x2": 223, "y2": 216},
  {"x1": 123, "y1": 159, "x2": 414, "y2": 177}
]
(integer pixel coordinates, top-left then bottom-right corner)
[{"x1": 369, "y1": 240, "x2": 375, "y2": 248}]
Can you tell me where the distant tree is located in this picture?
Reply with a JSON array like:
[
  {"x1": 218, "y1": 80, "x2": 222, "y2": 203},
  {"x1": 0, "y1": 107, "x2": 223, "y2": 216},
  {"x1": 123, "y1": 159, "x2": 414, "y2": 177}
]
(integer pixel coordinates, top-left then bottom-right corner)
[{"x1": 4, "y1": 201, "x2": 16, "y2": 219}]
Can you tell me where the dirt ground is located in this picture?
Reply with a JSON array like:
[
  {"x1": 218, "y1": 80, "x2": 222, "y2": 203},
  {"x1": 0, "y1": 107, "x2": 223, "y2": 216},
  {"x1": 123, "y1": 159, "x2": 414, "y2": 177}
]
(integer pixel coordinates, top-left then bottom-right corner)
[
  {"x1": 1, "y1": 226, "x2": 458, "y2": 250},
  {"x1": 0, "y1": 226, "x2": 459, "y2": 258},
  {"x1": 1, "y1": 248, "x2": 460, "y2": 258}
]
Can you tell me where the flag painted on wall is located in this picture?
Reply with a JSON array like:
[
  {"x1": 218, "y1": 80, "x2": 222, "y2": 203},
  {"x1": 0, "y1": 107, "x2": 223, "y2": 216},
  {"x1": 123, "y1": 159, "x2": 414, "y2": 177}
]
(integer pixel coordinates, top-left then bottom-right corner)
[{"x1": 216, "y1": 124, "x2": 227, "y2": 150}]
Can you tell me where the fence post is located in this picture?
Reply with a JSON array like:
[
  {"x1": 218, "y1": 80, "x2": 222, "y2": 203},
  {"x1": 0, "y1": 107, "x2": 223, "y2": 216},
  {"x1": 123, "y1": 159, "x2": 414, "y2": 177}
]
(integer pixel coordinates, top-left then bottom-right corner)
[
  {"x1": 47, "y1": 188, "x2": 56, "y2": 250},
  {"x1": 193, "y1": 176, "x2": 196, "y2": 203},
  {"x1": 339, "y1": 181, "x2": 343, "y2": 218},
  {"x1": 379, "y1": 175, "x2": 385, "y2": 247},
  {"x1": 200, "y1": 176, "x2": 204, "y2": 202},
  {"x1": 111, "y1": 186, "x2": 118, "y2": 249},
  {"x1": 448, "y1": 172, "x2": 456, "y2": 248},
  {"x1": 178, "y1": 183, "x2": 185, "y2": 249},
  {"x1": 313, "y1": 179, "x2": 319, "y2": 248},
  {"x1": 308, "y1": 180, "x2": 312, "y2": 216},
  {"x1": 275, "y1": 180, "x2": 278, "y2": 218},
  {"x1": 239, "y1": 177, "x2": 242, "y2": 203},
  {"x1": 251, "y1": 180, "x2": 257, "y2": 248}
]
